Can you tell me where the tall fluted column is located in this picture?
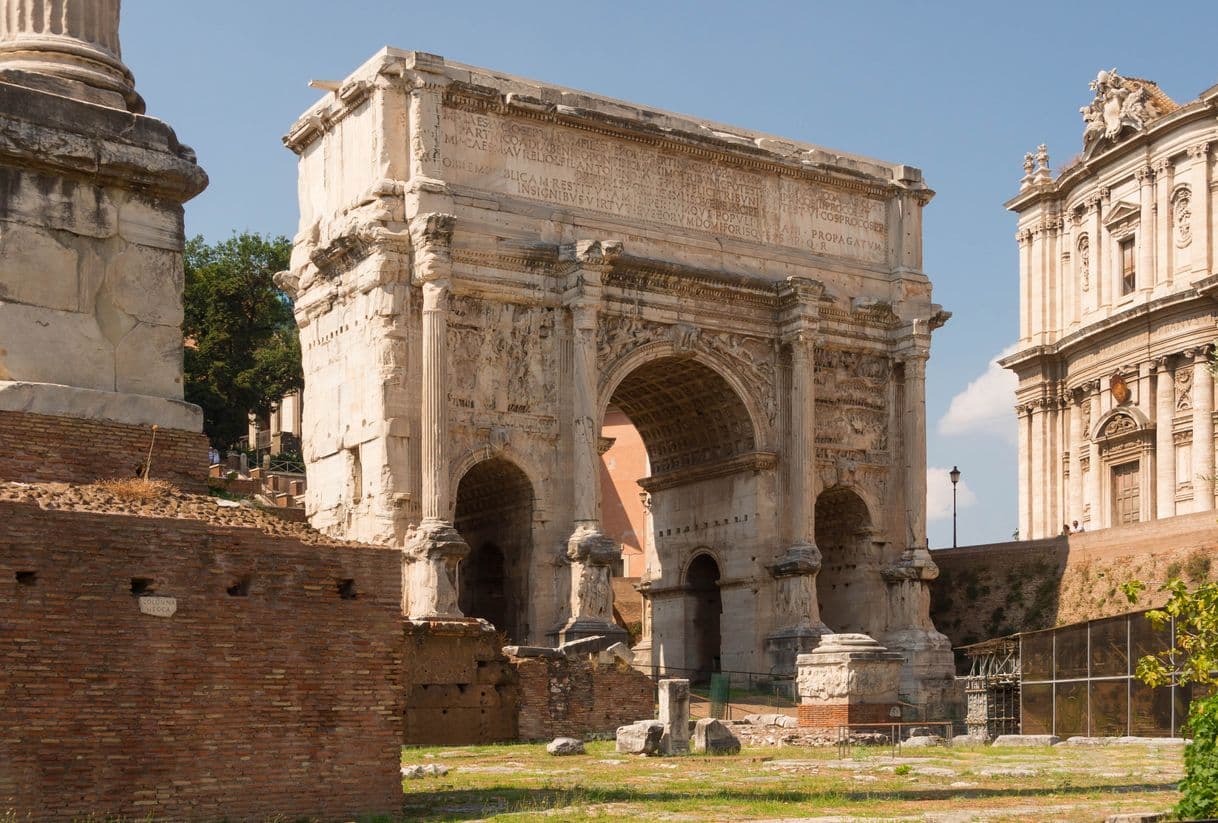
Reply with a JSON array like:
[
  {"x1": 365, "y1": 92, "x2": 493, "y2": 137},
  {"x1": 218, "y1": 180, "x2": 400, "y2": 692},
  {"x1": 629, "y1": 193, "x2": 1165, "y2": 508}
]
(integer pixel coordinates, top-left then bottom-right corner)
[
  {"x1": 1154, "y1": 159, "x2": 1174, "y2": 290},
  {"x1": 0, "y1": 0, "x2": 140, "y2": 111},
  {"x1": 1136, "y1": 165, "x2": 1155, "y2": 294},
  {"x1": 402, "y1": 213, "x2": 469, "y2": 620},
  {"x1": 1068, "y1": 393, "x2": 1084, "y2": 524},
  {"x1": 1086, "y1": 383, "x2": 1102, "y2": 528},
  {"x1": 1017, "y1": 405, "x2": 1031, "y2": 538},
  {"x1": 1191, "y1": 348, "x2": 1214, "y2": 513},
  {"x1": 1155, "y1": 358, "x2": 1177, "y2": 519},
  {"x1": 903, "y1": 353, "x2": 930, "y2": 548},
  {"x1": 558, "y1": 240, "x2": 626, "y2": 644},
  {"x1": 1186, "y1": 143, "x2": 1210, "y2": 276}
]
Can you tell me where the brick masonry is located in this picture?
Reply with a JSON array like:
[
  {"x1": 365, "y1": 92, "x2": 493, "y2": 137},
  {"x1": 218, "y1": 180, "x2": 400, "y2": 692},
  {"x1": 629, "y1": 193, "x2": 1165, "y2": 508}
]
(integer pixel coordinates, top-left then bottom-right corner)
[
  {"x1": 931, "y1": 512, "x2": 1218, "y2": 653},
  {"x1": 402, "y1": 620, "x2": 519, "y2": 745},
  {"x1": 511, "y1": 654, "x2": 654, "y2": 741},
  {"x1": 797, "y1": 702, "x2": 897, "y2": 728},
  {"x1": 0, "y1": 410, "x2": 208, "y2": 492},
  {"x1": 0, "y1": 500, "x2": 405, "y2": 821}
]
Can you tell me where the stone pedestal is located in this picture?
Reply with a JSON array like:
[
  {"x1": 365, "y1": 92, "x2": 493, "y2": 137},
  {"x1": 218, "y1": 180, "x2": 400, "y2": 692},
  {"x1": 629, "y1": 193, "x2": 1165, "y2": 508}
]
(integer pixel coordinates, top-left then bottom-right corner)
[
  {"x1": 881, "y1": 548, "x2": 955, "y2": 716},
  {"x1": 795, "y1": 633, "x2": 904, "y2": 728},
  {"x1": 0, "y1": 0, "x2": 208, "y2": 485},
  {"x1": 657, "y1": 678, "x2": 690, "y2": 754},
  {"x1": 765, "y1": 544, "x2": 830, "y2": 675},
  {"x1": 402, "y1": 519, "x2": 469, "y2": 619}
]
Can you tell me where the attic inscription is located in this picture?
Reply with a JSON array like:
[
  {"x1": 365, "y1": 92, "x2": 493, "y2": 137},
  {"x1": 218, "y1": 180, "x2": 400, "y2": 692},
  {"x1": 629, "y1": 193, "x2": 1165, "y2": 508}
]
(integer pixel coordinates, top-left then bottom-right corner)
[{"x1": 439, "y1": 108, "x2": 889, "y2": 264}]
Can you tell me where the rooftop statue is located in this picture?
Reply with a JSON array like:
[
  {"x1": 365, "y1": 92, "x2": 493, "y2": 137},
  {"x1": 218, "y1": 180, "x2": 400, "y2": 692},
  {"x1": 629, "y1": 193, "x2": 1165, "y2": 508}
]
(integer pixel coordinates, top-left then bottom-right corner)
[{"x1": 1080, "y1": 69, "x2": 1170, "y2": 153}]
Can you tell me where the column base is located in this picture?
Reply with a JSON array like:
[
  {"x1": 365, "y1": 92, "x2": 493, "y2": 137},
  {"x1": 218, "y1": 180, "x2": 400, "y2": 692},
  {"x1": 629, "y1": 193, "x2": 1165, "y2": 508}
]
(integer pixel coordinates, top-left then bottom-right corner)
[
  {"x1": 883, "y1": 627, "x2": 957, "y2": 718},
  {"x1": 765, "y1": 624, "x2": 831, "y2": 677},
  {"x1": 402, "y1": 519, "x2": 469, "y2": 620}
]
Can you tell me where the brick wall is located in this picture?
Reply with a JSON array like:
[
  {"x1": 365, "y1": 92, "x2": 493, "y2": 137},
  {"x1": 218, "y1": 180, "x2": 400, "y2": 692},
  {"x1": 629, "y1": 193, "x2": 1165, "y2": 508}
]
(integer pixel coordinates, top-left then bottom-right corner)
[
  {"x1": 511, "y1": 654, "x2": 654, "y2": 741},
  {"x1": 0, "y1": 410, "x2": 208, "y2": 491},
  {"x1": 402, "y1": 620, "x2": 519, "y2": 745},
  {"x1": 0, "y1": 501, "x2": 405, "y2": 821},
  {"x1": 797, "y1": 702, "x2": 896, "y2": 729}
]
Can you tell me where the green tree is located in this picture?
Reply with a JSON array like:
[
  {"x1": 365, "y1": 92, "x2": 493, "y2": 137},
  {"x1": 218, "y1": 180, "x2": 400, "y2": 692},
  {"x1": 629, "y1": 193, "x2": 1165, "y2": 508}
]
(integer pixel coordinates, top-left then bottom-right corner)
[
  {"x1": 183, "y1": 232, "x2": 302, "y2": 450},
  {"x1": 1123, "y1": 578, "x2": 1218, "y2": 818}
]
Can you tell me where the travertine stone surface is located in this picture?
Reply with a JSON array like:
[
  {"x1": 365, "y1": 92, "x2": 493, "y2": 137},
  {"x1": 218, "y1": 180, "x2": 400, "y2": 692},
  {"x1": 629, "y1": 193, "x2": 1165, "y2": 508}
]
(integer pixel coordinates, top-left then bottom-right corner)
[
  {"x1": 795, "y1": 633, "x2": 903, "y2": 704},
  {"x1": 0, "y1": 1, "x2": 206, "y2": 432},
  {"x1": 281, "y1": 50, "x2": 952, "y2": 702},
  {"x1": 1005, "y1": 71, "x2": 1218, "y2": 538},
  {"x1": 657, "y1": 678, "x2": 690, "y2": 755}
]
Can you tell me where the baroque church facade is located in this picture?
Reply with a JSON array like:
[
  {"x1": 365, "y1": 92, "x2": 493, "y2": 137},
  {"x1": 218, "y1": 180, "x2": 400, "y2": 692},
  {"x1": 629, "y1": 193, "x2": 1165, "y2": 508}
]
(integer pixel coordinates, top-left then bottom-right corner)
[{"x1": 1004, "y1": 71, "x2": 1218, "y2": 539}]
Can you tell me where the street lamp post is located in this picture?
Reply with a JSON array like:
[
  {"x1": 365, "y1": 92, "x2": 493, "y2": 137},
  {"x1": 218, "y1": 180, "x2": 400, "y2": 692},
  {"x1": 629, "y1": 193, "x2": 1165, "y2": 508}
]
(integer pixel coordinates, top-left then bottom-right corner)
[{"x1": 950, "y1": 466, "x2": 961, "y2": 548}]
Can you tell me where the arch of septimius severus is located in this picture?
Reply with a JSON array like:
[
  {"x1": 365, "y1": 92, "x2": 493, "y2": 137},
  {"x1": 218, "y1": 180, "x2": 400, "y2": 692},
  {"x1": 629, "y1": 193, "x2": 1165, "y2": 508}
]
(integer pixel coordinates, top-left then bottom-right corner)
[{"x1": 278, "y1": 48, "x2": 954, "y2": 707}]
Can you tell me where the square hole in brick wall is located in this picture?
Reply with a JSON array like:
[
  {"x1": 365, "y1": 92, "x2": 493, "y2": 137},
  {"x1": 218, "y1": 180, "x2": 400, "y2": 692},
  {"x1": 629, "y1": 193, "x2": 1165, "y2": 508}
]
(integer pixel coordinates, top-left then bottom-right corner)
[
  {"x1": 337, "y1": 579, "x2": 357, "y2": 600},
  {"x1": 15, "y1": 571, "x2": 36, "y2": 586},
  {"x1": 130, "y1": 577, "x2": 154, "y2": 596},
  {"x1": 227, "y1": 576, "x2": 251, "y2": 597}
]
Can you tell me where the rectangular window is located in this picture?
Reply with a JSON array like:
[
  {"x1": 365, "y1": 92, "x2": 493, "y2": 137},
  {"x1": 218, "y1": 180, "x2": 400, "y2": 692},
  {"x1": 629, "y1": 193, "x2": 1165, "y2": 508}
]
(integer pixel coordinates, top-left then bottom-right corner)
[{"x1": 1120, "y1": 236, "x2": 1136, "y2": 295}]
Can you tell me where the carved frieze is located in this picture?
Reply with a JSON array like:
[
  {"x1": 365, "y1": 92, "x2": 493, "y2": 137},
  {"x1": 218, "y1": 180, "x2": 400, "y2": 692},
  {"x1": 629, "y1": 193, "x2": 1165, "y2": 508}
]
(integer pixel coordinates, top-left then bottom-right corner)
[
  {"x1": 814, "y1": 347, "x2": 891, "y2": 461},
  {"x1": 448, "y1": 294, "x2": 559, "y2": 415},
  {"x1": 596, "y1": 313, "x2": 779, "y2": 429},
  {"x1": 1101, "y1": 413, "x2": 1136, "y2": 438}
]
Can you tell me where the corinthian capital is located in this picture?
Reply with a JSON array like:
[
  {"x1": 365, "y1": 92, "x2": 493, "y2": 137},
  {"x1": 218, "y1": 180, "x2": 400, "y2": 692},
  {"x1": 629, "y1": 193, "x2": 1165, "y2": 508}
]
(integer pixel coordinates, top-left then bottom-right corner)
[{"x1": 409, "y1": 213, "x2": 455, "y2": 283}]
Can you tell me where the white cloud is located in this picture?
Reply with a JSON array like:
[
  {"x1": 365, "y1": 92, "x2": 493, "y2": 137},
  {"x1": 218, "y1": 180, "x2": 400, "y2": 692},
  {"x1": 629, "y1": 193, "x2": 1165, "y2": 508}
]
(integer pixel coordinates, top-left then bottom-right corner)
[
  {"x1": 937, "y1": 345, "x2": 1019, "y2": 442},
  {"x1": 926, "y1": 466, "x2": 977, "y2": 523}
]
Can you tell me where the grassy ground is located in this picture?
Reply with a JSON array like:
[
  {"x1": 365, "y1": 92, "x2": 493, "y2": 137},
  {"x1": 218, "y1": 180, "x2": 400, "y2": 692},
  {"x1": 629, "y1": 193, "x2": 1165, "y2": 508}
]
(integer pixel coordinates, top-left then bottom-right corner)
[{"x1": 400, "y1": 739, "x2": 1183, "y2": 822}]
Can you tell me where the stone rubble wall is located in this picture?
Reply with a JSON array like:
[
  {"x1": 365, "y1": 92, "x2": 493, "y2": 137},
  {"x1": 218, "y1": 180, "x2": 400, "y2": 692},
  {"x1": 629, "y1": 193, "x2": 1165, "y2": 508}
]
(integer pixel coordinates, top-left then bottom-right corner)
[
  {"x1": 0, "y1": 500, "x2": 405, "y2": 820},
  {"x1": 0, "y1": 409, "x2": 208, "y2": 491},
  {"x1": 510, "y1": 654, "x2": 654, "y2": 741}
]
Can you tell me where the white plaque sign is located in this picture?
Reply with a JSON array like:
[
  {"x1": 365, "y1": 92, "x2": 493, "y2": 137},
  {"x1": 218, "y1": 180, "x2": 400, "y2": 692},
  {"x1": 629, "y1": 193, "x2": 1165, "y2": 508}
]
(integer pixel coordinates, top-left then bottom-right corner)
[
  {"x1": 138, "y1": 595, "x2": 177, "y2": 618},
  {"x1": 439, "y1": 107, "x2": 890, "y2": 265}
]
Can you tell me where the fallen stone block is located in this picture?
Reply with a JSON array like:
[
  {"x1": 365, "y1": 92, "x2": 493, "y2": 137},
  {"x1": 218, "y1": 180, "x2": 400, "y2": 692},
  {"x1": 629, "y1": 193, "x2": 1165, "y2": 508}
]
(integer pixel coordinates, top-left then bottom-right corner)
[
  {"x1": 547, "y1": 737, "x2": 586, "y2": 756},
  {"x1": 991, "y1": 734, "x2": 1060, "y2": 747},
  {"x1": 616, "y1": 720, "x2": 665, "y2": 755},
  {"x1": 901, "y1": 734, "x2": 944, "y2": 748},
  {"x1": 598, "y1": 641, "x2": 634, "y2": 664},
  {"x1": 691, "y1": 718, "x2": 741, "y2": 755}
]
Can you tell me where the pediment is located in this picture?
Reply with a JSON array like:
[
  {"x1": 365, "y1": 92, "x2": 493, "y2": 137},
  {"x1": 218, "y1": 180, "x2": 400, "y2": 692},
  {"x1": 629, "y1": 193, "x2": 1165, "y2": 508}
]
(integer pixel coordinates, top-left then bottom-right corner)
[{"x1": 1103, "y1": 200, "x2": 1140, "y2": 229}]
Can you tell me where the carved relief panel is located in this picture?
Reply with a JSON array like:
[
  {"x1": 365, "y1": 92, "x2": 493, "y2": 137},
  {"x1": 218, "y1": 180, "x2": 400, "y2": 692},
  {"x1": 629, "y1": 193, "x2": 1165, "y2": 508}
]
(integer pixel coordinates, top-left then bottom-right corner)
[
  {"x1": 814, "y1": 347, "x2": 891, "y2": 462},
  {"x1": 448, "y1": 295, "x2": 559, "y2": 416},
  {"x1": 1176, "y1": 367, "x2": 1193, "y2": 412}
]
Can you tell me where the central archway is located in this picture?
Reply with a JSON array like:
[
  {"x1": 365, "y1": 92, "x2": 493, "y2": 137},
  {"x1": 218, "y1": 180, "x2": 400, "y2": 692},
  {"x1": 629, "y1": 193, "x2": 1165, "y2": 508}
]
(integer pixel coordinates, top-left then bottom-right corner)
[
  {"x1": 454, "y1": 457, "x2": 533, "y2": 642},
  {"x1": 814, "y1": 487, "x2": 882, "y2": 636},
  {"x1": 598, "y1": 352, "x2": 764, "y2": 674}
]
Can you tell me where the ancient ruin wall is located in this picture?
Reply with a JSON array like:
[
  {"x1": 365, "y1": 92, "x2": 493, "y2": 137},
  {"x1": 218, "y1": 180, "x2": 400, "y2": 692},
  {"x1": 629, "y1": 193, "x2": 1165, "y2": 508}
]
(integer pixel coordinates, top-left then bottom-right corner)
[
  {"x1": 0, "y1": 501, "x2": 405, "y2": 820},
  {"x1": 511, "y1": 654, "x2": 654, "y2": 741},
  {"x1": 931, "y1": 511, "x2": 1218, "y2": 651},
  {"x1": 0, "y1": 410, "x2": 208, "y2": 491}
]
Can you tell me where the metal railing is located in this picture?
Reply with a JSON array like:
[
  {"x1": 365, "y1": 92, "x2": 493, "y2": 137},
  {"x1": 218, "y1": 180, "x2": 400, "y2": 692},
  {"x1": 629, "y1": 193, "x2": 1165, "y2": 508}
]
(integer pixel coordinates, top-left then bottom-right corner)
[
  {"x1": 835, "y1": 721, "x2": 955, "y2": 758},
  {"x1": 636, "y1": 665, "x2": 798, "y2": 720}
]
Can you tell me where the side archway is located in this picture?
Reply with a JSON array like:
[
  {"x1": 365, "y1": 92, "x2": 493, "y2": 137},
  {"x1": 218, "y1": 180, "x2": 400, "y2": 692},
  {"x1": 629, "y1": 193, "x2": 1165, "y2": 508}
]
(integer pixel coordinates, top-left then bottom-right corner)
[
  {"x1": 684, "y1": 552, "x2": 722, "y2": 681},
  {"x1": 453, "y1": 456, "x2": 534, "y2": 642},
  {"x1": 814, "y1": 487, "x2": 884, "y2": 636}
]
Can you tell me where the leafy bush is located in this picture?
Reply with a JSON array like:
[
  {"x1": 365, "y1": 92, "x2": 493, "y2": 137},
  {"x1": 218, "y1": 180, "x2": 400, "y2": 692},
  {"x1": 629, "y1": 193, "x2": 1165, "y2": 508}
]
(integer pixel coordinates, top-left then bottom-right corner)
[{"x1": 1124, "y1": 578, "x2": 1218, "y2": 818}]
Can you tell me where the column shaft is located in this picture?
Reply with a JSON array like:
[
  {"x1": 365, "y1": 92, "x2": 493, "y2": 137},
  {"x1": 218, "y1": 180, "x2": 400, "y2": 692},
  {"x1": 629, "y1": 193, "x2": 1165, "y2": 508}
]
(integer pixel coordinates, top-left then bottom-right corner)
[
  {"x1": 420, "y1": 280, "x2": 449, "y2": 521},
  {"x1": 1137, "y1": 166, "x2": 1155, "y2": 293},
  {"x1": 1018, "y1": 407, "x2": 1031, "y2": 539},
  {"x1": 1192, "y1": 351, "x2": 1214, "y2": 512},
  {"x1": 1155, "y1": 361, "x2": 1176, "y2": 519},
  {"x1": 1068, "y1": 398, "x2": 1083, "y2": 524},
  {"x1": 787, "y1": 333, "x2": 815, "y2": 545},
  {"x1": 570, "y1": 302, "x2": 600, "y2": 527},
  {"x1": 1155, "y1": 160, "x2": 1174, "y2": 289},
  {"x1": 903, "y1": 355, "x2": 928, "y2": 548}
]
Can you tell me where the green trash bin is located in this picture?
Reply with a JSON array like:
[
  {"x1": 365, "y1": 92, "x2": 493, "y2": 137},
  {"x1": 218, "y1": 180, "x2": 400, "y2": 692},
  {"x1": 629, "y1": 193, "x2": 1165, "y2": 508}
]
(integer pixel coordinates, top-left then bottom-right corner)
[{"x1": 709, "y1": 673, "x2": 730, "y2": 720}]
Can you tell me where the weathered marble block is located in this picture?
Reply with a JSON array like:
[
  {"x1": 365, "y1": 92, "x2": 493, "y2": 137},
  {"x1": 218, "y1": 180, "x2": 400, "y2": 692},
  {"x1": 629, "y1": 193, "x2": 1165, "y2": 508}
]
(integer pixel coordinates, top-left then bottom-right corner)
[{"x1": 795, "y1": 633, "x2": 904, "y2": 728}]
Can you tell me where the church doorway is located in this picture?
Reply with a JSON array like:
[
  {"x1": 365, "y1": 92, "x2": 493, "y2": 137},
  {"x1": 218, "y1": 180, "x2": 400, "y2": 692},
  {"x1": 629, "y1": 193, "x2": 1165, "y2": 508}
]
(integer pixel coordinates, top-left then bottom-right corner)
[
  {"x1": 453, "y1": 457, "x2": 533, "y2": 642},
  {"x1": 814, "y1": 487, "x2": 882, "y2": 637},
  {"x1": 685, "y1": 553, "x2": 722, "y2": 681}
]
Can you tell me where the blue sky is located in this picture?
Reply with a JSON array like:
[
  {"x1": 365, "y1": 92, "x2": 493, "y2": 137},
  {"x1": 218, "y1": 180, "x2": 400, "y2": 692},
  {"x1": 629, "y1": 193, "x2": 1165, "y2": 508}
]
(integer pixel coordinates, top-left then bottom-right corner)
[{"x1": 123, "y1": 1, "x2": 1218, "y2": 548}]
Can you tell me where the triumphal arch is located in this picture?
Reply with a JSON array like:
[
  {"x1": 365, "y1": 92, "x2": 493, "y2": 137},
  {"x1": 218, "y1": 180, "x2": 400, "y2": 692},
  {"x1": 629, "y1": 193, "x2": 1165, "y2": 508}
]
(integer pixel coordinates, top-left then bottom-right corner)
[{"x1": 279, "y1": 49, "x2": 953, "y2": 705}]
